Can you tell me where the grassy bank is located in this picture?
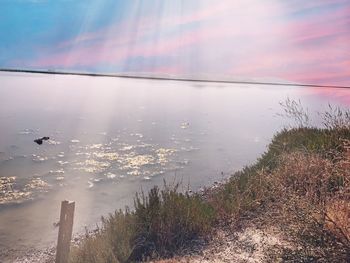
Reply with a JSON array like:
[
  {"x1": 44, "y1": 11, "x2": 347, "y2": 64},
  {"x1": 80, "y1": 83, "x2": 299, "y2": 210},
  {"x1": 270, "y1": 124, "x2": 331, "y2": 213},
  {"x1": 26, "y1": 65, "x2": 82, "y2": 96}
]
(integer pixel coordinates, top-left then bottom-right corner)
[{"x1": 69, "y1": 106, "x2": 350, "y2": 263}]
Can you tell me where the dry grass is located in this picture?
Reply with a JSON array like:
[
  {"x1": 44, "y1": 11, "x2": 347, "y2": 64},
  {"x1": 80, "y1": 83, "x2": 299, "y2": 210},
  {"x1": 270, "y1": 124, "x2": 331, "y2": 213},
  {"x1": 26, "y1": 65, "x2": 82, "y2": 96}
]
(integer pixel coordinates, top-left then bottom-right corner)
[
  {"x1": 209, "y1": 117, "x2": 350, "y2": 261},
  {"x1": 70, "y1": 103, "x2": 350, "y2": 262},
  {"x1": 265, "y1": 145, "x2": 350, "y2": 261}
]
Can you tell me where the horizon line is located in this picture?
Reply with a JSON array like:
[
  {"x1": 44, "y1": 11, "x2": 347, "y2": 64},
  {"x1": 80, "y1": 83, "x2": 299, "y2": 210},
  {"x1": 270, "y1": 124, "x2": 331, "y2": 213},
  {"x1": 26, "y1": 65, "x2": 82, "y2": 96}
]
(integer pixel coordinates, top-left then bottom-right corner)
[{"x1": 1, "y1": 68, "x2": 350, "y2": 89}]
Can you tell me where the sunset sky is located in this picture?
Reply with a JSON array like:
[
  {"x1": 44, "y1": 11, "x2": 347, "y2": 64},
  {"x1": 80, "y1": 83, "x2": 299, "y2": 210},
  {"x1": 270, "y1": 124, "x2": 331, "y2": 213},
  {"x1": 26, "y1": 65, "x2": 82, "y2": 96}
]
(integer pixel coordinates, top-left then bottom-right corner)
[{"x1": 0, "y1": 0, "x2": 349, "y2": 86}]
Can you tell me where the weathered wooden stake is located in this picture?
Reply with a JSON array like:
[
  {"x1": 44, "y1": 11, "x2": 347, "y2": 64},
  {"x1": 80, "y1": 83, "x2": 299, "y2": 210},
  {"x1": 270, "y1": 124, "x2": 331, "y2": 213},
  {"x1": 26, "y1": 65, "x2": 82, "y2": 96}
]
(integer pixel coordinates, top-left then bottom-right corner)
[{"x1": 56, "y1": 200, "x2": 75, "y2": 263}]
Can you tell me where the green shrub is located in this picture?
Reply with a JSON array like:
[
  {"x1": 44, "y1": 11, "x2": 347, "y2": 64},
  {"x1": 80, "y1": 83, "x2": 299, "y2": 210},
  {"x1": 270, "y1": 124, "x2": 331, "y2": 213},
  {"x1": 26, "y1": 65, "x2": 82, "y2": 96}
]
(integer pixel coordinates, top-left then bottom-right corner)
[
  {"x1": 69, "y1": 184, "x2": 215, "y2": 263},
  {"x1": 69, "y1": 233, "x2": 117, "y2": 263},
  {"x1": 103, "y1": 208, "x2": 136, "y2": 262},
  {"x1": 130, "y1": 184, "x2": 215, "y2": 261}
]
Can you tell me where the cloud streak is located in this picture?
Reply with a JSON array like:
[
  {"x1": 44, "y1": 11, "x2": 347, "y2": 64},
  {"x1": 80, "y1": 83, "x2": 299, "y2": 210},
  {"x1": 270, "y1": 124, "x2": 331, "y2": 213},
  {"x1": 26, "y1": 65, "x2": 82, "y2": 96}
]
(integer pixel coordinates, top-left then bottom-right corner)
[{"x1": 2, "y1": 0, "x2": 350, "y2": 86}]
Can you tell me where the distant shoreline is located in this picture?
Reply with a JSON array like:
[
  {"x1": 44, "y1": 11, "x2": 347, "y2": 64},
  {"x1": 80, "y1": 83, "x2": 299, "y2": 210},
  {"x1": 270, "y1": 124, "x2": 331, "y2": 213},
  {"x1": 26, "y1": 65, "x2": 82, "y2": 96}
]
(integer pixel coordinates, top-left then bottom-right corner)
[{"x1": 1, "y1": 68, "x2": 349, "y2": 89}]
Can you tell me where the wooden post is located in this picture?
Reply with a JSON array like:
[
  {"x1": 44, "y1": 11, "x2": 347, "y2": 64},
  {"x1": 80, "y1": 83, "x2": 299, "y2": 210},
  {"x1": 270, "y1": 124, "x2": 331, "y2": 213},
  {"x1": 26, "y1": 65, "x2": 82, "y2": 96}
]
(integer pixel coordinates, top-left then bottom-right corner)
[{"x1": 56, "y1": 200, "x2": 75, "y2": 263}]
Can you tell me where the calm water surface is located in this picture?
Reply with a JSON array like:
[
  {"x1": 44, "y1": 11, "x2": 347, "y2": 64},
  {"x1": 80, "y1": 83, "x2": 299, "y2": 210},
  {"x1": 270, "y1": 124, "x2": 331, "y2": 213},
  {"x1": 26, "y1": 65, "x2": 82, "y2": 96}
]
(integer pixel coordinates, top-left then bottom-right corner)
[{"x1": 0, "y1": 72, "x2": 348, "y2": 256}]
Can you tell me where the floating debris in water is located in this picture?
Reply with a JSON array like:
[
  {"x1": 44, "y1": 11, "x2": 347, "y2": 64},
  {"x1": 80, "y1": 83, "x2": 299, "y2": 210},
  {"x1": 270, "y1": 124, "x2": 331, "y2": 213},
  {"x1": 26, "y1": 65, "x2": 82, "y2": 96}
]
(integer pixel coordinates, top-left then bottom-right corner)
[
  {"x1": 178, "y1": 159, "x2": 190, "y2": 165},
  {"x1": 47, "y1": 139, "x2": 61, "y2": 145},
  {"x1": 57, "y1": 160, "x2": 69, "y2": 166},
  {"x1": 131, "y1": 133, "x2": 143, "y2": 138},
  {"x1": 88, "y1": 144, "x2": 103, "y2": 149},
  {"x1": 87, "y1": 181, "x2": 94, "y2": 188},
  {"x1": 120, "y1": 145, "x2": 134, "y2": 151},
  {"x1": 48, "y1": 169, "x2": 65, "y2": 175},
  {"x1": 93, "y1": 151, "x2": 119, "y2": 161},
  {"x1": 0, "y1": 176, "x2": 32, "y2": 204},
  {"x1": 0, "y1": 177, "x2": 49, "y2": 205},
  {"x1": 71, "y1": 139, "x2": 80, "y2": 143},
  {"x1": 156, "y1": 148, "x2": 176, "y2": 164},
  {"x1": 136, "y1": 143, "x2": 153, "y2": 149},
  {"x1": 75, "y1": 159, "x2": 110, "y2": 173},
  {"x1": 180, "y1": 146, "x2": 200, "y2": 152},
  {"x1": 32, "y1": 154, "x2": 48, "y2": 162},
  {"x1": 127, "y1": 170, "x2": 141, "y2": 176},
  {"x1": 121, "y1": 154, "x2": 155, "y2": 170},
  {"x1": 93, "y1": 178, "x2": 102, "y2": 183},
  {"x1": 52, "y1": 138, "x2": 183, "y2": 189},
  {"x1": 180, "y1": 122, "x2": 190, "y2": 129},
  {"x1": 18, "y1": 129, "x2": 35, "y2": 135},
  {"x1": 24, "y1": 178, "x2": 49, "y2": 191},
  {"x1": 105, "y1": 172, "x2": 117, "y2": 179},
  {"x1": 0, "y1": 177, "x2": 15, "y2": 193}
]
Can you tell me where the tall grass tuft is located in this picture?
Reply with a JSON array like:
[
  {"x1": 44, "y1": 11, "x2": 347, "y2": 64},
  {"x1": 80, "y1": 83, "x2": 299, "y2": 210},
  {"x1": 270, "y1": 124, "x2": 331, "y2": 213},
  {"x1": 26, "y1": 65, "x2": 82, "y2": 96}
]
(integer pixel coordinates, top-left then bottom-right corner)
[
  {"x1": 130, "y1": 184, "x2": 215, "y2": 261},
  {"x1": 69, "y1": 183, "x2": 215, "y2": 263}
]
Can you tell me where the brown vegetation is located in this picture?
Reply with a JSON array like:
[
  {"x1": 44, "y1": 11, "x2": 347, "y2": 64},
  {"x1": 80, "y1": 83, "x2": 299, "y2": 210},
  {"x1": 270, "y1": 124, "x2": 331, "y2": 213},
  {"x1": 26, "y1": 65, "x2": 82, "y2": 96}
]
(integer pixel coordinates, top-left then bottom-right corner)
[{"x1": 69, "y1": 103, "x2": 350, "y2": 262}]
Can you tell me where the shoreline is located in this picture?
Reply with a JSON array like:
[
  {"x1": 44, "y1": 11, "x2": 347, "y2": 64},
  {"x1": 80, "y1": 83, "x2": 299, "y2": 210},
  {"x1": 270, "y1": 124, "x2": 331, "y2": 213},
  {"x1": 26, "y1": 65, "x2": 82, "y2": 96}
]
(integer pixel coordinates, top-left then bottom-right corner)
[
  {"x1": 5, "y1": 125, "x2": 350, "y2": 262},
  {"x1": 4, "y1": 178, "x2": 229, "y2": 263}
]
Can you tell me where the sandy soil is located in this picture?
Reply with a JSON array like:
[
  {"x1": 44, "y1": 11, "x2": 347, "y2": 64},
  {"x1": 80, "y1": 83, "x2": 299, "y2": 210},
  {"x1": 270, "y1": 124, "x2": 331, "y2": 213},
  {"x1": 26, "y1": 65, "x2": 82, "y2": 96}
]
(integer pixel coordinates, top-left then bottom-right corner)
[{"x1": 153, "y1": 219, "x2": 289, "y2": 263}]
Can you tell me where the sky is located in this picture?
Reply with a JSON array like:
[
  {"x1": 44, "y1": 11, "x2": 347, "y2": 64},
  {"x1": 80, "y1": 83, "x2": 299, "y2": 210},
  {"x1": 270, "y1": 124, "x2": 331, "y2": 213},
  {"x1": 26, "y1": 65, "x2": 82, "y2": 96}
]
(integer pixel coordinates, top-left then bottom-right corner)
[{"x1": 0, "y1": 0, "x2": 349, "y2": 86}]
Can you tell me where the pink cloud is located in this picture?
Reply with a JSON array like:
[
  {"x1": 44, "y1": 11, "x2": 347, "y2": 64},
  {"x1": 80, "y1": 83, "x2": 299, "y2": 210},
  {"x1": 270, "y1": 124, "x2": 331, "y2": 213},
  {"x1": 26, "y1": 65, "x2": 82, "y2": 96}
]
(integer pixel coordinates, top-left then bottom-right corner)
[
  {"x1": 55, "y1": 1, "x2": 235, "y2": 51},
  {"x1": 30, "y1": 0, "x2": 350, "y2": 86},
  {"x1": 307, "y1": 88, "x2": 350, "y2": 106},
  {"x1": 229, "y1": 3, "x2": 350, "y2": 85},
  {"x1": 34, "y1": 19, "x2": 237, "y2": 68}
]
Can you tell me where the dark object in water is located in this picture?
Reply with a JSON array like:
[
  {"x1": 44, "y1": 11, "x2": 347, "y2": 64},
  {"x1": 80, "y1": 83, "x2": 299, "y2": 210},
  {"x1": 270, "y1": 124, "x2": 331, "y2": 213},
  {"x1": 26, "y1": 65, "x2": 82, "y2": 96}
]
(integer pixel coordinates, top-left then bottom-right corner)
[{"x1": 34, "y1": 137, "x2": 50, "y2": 145}]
